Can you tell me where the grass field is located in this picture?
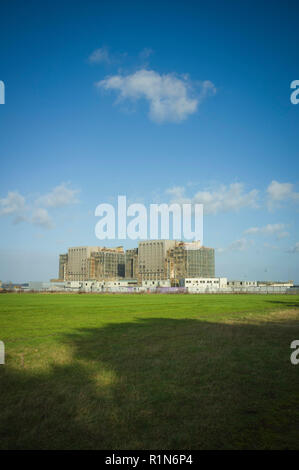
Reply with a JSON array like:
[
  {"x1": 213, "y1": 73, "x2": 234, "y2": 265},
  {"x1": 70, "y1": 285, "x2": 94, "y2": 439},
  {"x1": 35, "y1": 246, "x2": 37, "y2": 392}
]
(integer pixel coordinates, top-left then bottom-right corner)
[{"x1": 0, "y1": 293, "x2": 299, "y2": 450}]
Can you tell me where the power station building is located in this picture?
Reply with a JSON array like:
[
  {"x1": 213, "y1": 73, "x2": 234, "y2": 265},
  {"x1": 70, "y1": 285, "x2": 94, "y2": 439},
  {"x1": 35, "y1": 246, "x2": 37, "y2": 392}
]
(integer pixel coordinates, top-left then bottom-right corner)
[
  {"x1": 125, "y1": 248, "x2": 139, "y2": 279},
  {"x1": 58, "y1": 240, "x2": 215, "y2": 285},
  {"x1": 88, "y1": 247, "x2": 125, "y2": 280},
  {"x1": 59, "y1": 253, "x2": 68, "y2": 281},
  {"x1": 165, "y1": 242, "x2": 215, "y2": 284},
  {"x1": 59, "y1": 246, "x2": 125, "y2": 281},
  {"x1": 137, "y1": 240, "x2": 176, "y2": 283}
]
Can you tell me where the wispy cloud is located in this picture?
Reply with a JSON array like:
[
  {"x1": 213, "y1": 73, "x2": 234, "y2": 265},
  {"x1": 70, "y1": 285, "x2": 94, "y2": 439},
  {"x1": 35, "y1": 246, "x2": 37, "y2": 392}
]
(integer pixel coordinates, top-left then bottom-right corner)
[
  {"x1": 276, "y1": 231, "x2": 290, "y2": 240},
  {"x1": 0, "y1": 183, "x2": 80, "y2": 230},
  {"x1": 37, "y1": 183, "x2": 80, "y2": 208},
  {"x1": 287, "y1": 242, "x2": 299, "y2": 254},
  {"x1": 88, "y1": 46, "x2": 127, "y2": 65},
  {"x1": 244, "y1": 223, "x2": 289, "y2": 239},
  {"x1": 96, "y1": 69, "x2": 216, "y2": 123},
  {"x1": 166, "y1": 183, "x2": 258, "y2": 214},
  {"x1": 267, "y1": 180, "x2": 299, "y2": 209},
  {"x1": 88, "y1": 46, "x2": 111, "y2": 64},
  {"x1": 166, "y1": 180, "x2": 299, "y2": 214},
  {"x1": 0, "y1": 191, "x2": 26, "y2": 216},
  {"x1": 31, "y1": 208, "x2": 54, "y2": 229},
  {"x1": 217, "y1": 238, "x2": 253, "y2": 253},
  {"x1": 263, "y1": 242, "x2": 279, "y2": 250}
]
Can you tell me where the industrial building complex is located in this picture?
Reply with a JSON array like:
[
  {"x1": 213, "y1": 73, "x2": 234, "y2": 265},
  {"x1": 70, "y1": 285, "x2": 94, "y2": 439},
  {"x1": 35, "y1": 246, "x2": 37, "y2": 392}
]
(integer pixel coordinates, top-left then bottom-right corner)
[
  {"x1": 1, "y1": 240, "x2": 295, "y2": 294},
  {"x1": 38, "y1": 240, "x2": 294, "y2": 294},
  {"x1": 58, "y1": 240, "x2": 215, "y2": 285}
]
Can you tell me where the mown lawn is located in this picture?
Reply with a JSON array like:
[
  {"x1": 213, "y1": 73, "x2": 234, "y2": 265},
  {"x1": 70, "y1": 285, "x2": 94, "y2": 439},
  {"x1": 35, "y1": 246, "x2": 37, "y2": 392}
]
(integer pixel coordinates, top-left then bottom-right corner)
[{"x1": 0, "y1": 293, "x2": 298, "y2": 449}]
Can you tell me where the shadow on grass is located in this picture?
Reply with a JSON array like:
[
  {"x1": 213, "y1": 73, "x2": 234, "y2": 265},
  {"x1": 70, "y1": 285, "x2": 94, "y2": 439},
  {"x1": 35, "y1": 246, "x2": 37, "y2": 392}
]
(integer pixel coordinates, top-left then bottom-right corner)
[
  {"x1": 0, "y1": 317, "x2": 299, "y2": 450},
  {"x1": 266, "y1": 299, "x2": 299, "y2": 308}
]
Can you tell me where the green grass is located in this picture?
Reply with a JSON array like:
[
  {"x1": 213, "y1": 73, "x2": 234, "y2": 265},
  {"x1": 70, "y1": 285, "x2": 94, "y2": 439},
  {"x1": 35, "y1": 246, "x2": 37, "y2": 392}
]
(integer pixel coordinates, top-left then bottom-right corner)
[{"x1": 0, "y1": 293, "x2": 299, "y2": 449}]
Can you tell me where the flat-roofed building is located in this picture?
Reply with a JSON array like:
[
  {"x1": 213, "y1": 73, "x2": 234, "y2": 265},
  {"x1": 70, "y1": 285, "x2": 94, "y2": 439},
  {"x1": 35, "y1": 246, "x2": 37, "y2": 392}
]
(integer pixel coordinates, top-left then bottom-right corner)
[
  {"x1": 88, "y1": 247, "x2": 125, "y2": 280},
  {"x1": 58, "y1": 253, "x2": 68, "y2": 280},
  {"x1": 125, "y1": 248, "x2": 139, "y2": 279},
  {"x1": 138, "y1": 240, "x2": 176, "y2": 283},
  {"x1": 257, "y1": 280, "x2": 293, "y2": 287},
  {"x1": 227, "y1": 280, "x2": 257, "y2": 287},
  {"x1": 181, "y1": 277, "x2": 227, "y2": 290},
  {"x1": 64, "y1": 246, "x2": 125, "y2": 281},
  {"x1": 66, "y1": 246, "x2": 100, "y2": 281},
  {"x1": 165, "y1": 242, "x2": 215, "y2": 284}
]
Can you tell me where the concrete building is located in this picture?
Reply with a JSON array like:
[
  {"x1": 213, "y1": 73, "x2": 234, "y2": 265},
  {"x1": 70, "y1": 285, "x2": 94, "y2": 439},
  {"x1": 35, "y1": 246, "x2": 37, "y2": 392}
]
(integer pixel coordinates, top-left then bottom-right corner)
[
  {"x1": 64, "y1": 246, "x2": 125, "y2": 281},
  {"x1": 165, "y1": 242, "x2": 215, "y2": 284},
  {"x1": 66, "y1": 246, "x2": 100, "y2": 281},
  {"x1": 59, "y1": 241, "x2": 215, "y2": 284},
  {"x1": 125, "y1": 248, "x2": 139, "y2": 279},
  {"x1": 138, "y1": 240, "x2": 176, "y2": 283},
  {"x1": 58, "y1": 253, "x2": 68, "y2": 280},
  {"x1": 88, "y1": 247, "x2": 125, "y2": 280}
]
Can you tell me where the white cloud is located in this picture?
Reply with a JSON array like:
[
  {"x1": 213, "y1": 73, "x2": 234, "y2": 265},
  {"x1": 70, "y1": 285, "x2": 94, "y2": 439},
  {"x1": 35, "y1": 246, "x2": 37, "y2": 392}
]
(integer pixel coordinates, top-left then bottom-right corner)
[
  {"x1": 0, "y1": 182, "x2": 79, "y2": 230},
  {"x1": 96, "y1": 69, "x2": 216, "y2": 123},
  {"x1": 0, "y1": 191, "x2": 26, "y2": 216},
  {"x1": 167, "y1": 183, "x2": 258, "y2": 214},
  {"x1": 217, "y1": 238, "x2": 253, "y2": 253},
  {"x1": 31, "y1": 208, "x2": 54, "y2": 229},
  {"x1": 165, "y1": 186, "x2": 191, "y2": 204},
  {"x1": 244, "y1": 223, "x2": 289, "y2": 239},
  {"x1": 88, "y1": 47, "x2": 111, "y2": 64},
  {"x1": 267, "y1": 180, "x2": 299, "y2": 208},
  {"x1": 287, "y1": 242, "x2": 299, "y2": 254},
  {"x1": 88, "y1": 46, "x2": 127, "y2": 65},
  {"x1": 37, "y1": 183, "x2": 79, "y2": 208}
]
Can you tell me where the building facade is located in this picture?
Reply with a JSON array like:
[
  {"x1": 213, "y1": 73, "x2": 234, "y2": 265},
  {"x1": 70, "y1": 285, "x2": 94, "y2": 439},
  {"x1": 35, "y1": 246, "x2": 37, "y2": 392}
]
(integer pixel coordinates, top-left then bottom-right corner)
[
  {"x1": 59, "y1": 240, "x2": 215, "y2": 284},
  {"x1": 58, "y1": 253, "x2": 68, "y2": 280},
  {"x1": 63, "y1": 246, "x2": 125, "y2": 281},
  {"x1": 66, "y1": 246, "x2": 100, "y2": 281},
  {"x1": 88, "y1": 247, "x2": 125, "y2": 280},
  {"x1": 137, "y1": 240, "x2": 176, "y2": 283},
  {"x1": 125, "y1": 248, "x2": 139, "y2": 279},
  {"x1": 165, "y1": 242, "x2": 215, "y2": 284},
  {"x1": 181, "y1": 277, "x2": 227, "y2": 290},
  {"x1": 227, "y1": 280, "x2": 257, "y2": 287}
]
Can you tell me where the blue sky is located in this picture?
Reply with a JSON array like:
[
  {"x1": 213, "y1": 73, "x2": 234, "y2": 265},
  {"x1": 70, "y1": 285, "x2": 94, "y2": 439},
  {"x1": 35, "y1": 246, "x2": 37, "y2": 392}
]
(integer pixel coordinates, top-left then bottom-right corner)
[{"x1": 0, "y1": 0, "x2": 298, "y2": 282}]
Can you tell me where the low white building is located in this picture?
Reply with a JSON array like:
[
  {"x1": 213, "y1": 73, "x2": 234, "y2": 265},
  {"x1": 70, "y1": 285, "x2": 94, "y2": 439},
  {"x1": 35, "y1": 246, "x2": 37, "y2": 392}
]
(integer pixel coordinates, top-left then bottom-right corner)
[
  {"x1": 227, "y1": 280, "x2": 257, "y2": 287},
  {"x1": 181, "y1": 277, "x2": 228, "y2": 292},
  {"x1": 78, "y1": 279, "x2": 139, "y2": 293},
  {"x1": 65, "y1": 281, "x2": 82, "y2": 291},
  {"x1": 257, "y1": 280, "x2": 293, "y2": 287},
  {"x1": 142, "y1": 279, "x2": 171, "y2": 288}
]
